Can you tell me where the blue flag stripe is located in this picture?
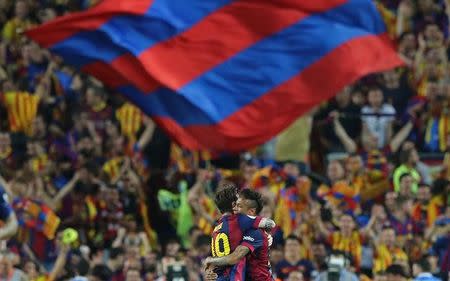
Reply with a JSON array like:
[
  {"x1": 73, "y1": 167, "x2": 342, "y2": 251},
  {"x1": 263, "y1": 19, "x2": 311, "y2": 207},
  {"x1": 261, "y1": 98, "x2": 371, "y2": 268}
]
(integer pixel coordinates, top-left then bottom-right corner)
[{"x1": 49, "y1": 0, "x2": 234, "y2": 67}]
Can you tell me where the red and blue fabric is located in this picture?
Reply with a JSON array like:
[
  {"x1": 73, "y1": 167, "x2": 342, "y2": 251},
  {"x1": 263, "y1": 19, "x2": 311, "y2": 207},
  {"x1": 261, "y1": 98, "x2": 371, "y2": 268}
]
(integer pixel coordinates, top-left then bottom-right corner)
[
  {"x1": 212, "y1": 214, "x2": 262, "y2": 281},
  {"x1": 27, "y1": 0, "x2": 402, "y2": 151},
  {"x1": 240, "y1": 229, "x2": 273, "y2": 281}
]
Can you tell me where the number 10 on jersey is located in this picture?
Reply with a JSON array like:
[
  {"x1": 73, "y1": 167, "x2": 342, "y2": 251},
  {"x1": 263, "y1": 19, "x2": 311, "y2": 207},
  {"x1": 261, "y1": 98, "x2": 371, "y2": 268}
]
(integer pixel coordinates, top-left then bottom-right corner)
[{"x1": 211, "y1": 233, "x2": 231, "y2": 257}]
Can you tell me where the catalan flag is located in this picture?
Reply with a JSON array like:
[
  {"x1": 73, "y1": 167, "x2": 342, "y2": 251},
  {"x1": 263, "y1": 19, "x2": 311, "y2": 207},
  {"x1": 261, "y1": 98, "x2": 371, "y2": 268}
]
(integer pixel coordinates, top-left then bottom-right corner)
[
  {"x1": 27, "y1": 0, "x2": 402, "y2": 151},
  {"x1": 115, "y1": 102, "x2": 143, "y2": 141},
  {"x1": 1, "y1": 91, "x2": 40, "y2": 135},
  {"x1": 374, "y1": 245, "x2": 408, "y2": 273}
]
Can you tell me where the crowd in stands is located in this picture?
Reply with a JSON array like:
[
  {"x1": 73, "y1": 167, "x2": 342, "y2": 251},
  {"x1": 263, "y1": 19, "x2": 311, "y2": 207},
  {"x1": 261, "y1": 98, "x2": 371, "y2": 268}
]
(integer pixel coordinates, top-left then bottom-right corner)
[{"x1": 0, "y1": 0, "x2": 449, "y2": 280}]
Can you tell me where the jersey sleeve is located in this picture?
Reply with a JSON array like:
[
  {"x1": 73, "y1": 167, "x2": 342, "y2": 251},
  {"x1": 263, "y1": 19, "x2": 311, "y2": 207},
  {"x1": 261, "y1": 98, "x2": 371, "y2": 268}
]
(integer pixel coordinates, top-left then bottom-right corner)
[
  {"x1": 237, "y1": 213, "x2": 262, "y2": 232},
  {"x1": 240, "y1": 229, "x2": 264, "y2": 253},
  {"x1": 0, "y1": 188, "x2": 12, "y2": 221}
]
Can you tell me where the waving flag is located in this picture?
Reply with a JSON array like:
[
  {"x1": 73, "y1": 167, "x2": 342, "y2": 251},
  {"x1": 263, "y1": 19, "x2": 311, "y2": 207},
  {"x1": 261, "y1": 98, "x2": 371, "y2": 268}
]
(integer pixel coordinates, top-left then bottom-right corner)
[{"x1": 27, "y1": 0, "x2": 402, "y2": 151}]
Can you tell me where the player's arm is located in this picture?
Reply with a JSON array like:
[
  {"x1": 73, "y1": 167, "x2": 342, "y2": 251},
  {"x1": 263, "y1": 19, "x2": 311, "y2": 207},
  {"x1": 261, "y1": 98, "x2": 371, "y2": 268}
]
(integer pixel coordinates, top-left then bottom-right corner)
[{"x1": 205, "y1": 245, "x2": 250, "y2": 266}]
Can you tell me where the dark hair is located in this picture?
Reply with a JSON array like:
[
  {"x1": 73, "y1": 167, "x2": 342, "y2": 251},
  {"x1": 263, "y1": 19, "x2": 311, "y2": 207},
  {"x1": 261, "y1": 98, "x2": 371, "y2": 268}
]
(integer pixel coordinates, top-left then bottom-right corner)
[
  {"x1": 386, "y1": 264, "x2": 407, "y2": 277},
  {"x1": 195, "y1": 234, "x2": 211, "y2": 248},
  {"x1": 82, "y1": 161, "x2": 100, "y2": 177},
  {"x1": 285, "y1": 234, "x2": 301, "y2": 245},
  {"x1": 431, "y1": 178, "x2": 449, "y2": 196},
  {"x1": 166, "y1": 237, "x2": 181, "y2": 246},
  {"x1": 188, "y1": 226, "x2": 201, "y2": 236},
  {"x1": 399, "y1": 172, "x2": 411, "y2": 183},
  {"x1": 418, "y1": 183, "x2": 431, "y2": 190},
  {"x1": 76, "y1": 258, "x2": 91, "y2": 276},
  {"x1": 399, "y1": 148, "x2": 415, "y2": 164},
  {"x1": 109, "y1": 247, "x2": 124, "y2": 260},
  {"x1": 414, "y1": 258, "x2": 431, "y2": 273},
  {"x1": 214, "y1": 184, "x2": 238, "y2": 213},
  {"x1": 367, "y1": 85, "x2": 382, "y2": 94},
  {"x1": 87, "y1": 84, "x2": 107, "y2": 99},
  {"x1": 239, "y1": 188, "x2": 263, "y2": 215},
  {"x1": 91, "y1": 264, "x2": 112, "y2": 281},
  {"x1": 398, "y1": 31, "x2": 414, "y2": 42}
]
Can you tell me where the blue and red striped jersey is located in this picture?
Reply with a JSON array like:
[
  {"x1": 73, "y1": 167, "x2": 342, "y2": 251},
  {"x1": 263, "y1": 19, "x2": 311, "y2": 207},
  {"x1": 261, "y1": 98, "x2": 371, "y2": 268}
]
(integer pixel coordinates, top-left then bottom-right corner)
[
  {"x1": 211, "y1": 213, "x2": 262, "y2": 281},
  {"x1": 240, "y1": 229, "x2": 273, "y2": 281}
]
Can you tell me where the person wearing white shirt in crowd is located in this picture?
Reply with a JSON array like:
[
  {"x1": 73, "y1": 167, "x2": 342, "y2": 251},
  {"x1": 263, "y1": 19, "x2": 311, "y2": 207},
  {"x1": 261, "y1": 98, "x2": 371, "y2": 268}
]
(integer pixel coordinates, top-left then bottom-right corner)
[{"x1": 361, "y1": 87, "x2": 396, "y2": 149}]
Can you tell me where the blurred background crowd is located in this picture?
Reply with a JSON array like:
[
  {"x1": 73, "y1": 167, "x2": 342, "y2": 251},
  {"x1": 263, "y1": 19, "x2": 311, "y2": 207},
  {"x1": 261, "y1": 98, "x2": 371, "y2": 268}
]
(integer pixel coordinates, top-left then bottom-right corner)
[{"x1": 0, "y1": 0, "x2": 449, "y2": 281}]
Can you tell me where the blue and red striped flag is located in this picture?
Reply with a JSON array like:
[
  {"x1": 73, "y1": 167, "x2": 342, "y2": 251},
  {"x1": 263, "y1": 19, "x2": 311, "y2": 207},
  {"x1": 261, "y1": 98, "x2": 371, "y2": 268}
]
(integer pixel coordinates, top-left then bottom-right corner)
[{"x1": 27, "y1": 0, "x2": 402, "y2": 151}]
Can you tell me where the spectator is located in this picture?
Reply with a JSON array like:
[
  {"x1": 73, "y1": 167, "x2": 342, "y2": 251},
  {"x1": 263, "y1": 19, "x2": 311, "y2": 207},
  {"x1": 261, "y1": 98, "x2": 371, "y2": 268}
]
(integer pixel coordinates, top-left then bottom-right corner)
[
  {"x1": 374, "y1": 226, "x2": 409, "y2": 273},
  {"x1": 2, "y1": 0, "x2": 31, "y2": 43},
  {"x1": 411, "y1": 184, "x2": 442, "y2": 228},
  {"x1": 275, "y1": 235, "x2": 314, "y2": 281},
  {"x1": 393, "y1": 147, "x2": 421, "y2": 193},
  {"x1": 397, "y1": 173, "x2": 414, "y2": 198},
  {"x1": 413, "y1": 258, "x2": 442, "y2": 281},
  {"x1": 361, "y1": 87, "x2": 396, "y2": 148},
  {"x1": 315, "y1": 87, "x2": 362, "y2": 153},
  {"x1": 385, "y1": 264, "x2": 409, "y2": 281},
  {"x1": 0, "y1": 252, "x2": 27, "y2": 281}
]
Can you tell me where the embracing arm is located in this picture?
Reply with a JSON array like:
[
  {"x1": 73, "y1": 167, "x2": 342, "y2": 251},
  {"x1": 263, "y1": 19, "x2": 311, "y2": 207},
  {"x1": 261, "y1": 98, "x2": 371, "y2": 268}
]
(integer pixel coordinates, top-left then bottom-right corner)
[{"x1": 205, "y1": 246, "x2": 249, "y2": 266}]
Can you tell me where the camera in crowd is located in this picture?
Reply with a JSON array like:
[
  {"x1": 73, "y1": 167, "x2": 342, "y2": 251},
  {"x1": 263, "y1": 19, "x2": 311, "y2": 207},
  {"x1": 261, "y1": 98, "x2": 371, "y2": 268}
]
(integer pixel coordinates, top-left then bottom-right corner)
[
  {"x1": 326, "y1": 251, "x2": 350, "y2": 281},
  {"x1": 166, "y1": 262, "x2": 188, "y2": 281}
]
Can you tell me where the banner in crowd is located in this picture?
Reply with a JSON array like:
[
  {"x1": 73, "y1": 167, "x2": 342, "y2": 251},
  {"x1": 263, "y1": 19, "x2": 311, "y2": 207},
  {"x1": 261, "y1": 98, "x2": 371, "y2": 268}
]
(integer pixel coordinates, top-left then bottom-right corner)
[{"x1": 27, "y1": 0, "x2": 402, "y2": 151}]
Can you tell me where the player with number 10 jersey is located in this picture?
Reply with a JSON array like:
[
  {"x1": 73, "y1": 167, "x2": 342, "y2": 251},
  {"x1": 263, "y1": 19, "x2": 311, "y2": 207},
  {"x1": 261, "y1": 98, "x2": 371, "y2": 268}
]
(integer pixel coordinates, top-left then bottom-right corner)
[{"x1": 211, "y1": 185, "x2": 275, "y2": 281}]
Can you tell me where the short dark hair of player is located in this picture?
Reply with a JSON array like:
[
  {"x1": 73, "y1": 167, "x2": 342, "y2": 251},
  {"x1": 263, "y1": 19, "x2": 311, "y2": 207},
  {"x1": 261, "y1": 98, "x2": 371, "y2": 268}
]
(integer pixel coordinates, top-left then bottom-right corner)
[
  {"x1": 240, "y1": 188, "x2": 263, "y2": 215},
  {"x1": 215, "y1": 184, "x2": 238, "y2": 214}
]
